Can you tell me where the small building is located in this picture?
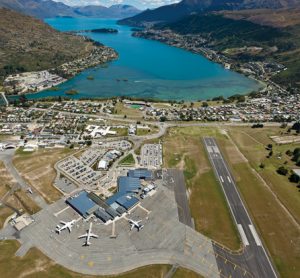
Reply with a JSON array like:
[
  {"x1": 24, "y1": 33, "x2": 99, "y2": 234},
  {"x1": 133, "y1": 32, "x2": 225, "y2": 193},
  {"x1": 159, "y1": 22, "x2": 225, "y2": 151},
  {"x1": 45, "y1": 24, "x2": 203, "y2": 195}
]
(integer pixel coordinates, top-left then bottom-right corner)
[
  {"x1": 98, "y1": 160, "x2": 108, "y2": 170},
  {"x1": 66, "y1": 191, "x2": 98, "y2": 218}
]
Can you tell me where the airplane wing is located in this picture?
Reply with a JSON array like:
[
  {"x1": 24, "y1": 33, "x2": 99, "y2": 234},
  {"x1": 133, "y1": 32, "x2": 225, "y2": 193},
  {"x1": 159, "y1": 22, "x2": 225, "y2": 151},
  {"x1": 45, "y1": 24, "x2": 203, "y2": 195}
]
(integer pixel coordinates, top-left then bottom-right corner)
[
  {"x1": 90, "y1": 233, "x2": 98, "y2": 238},
  {"x1": 60, "y1": 221, "x2": 66, "y2": 225},
  {"x1": 78, "y1": 233, "x2": 88, "y2": 239},
  {"x1": 68, "y1": 226, "x2": 72, "y2": 232},
  {"x1": 137, "y1": 220, "x2": 142, "y2": 224},
  {"x1": 130, "y1": 224, "x2": 134, "y2": 230}
]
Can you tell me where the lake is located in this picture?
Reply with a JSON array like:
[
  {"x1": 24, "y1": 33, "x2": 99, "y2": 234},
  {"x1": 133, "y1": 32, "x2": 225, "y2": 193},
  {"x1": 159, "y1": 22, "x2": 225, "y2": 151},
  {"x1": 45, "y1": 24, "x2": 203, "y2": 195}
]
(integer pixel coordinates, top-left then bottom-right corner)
[{"x1": 26, "y1": 18, "x2": 261, "y2": 101}]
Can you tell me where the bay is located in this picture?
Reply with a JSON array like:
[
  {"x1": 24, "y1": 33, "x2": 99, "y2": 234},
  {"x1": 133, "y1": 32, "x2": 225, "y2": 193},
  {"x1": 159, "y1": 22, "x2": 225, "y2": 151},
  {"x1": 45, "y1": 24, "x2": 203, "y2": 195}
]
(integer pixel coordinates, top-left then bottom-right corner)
[{"x1": 25, "y1": 18, "x2": 261, "y2": 101}]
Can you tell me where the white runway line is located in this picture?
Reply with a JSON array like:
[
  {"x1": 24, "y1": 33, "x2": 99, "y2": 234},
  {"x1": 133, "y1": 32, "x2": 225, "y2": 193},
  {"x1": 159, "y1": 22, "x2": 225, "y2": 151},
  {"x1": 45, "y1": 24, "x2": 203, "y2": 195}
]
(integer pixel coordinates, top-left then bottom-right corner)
[
  {"x1": 249, "y1": 224, "x2": 262, "y2": 246},
  {"x1": 220, "y1": 176, "x2": 224, "y2": 183},
  {"x1": 227, "y1": 176, "x2": 231, "y2": 183},
  {"x1": 237, "y1": 224, "x2": 249, "y2": 246}
]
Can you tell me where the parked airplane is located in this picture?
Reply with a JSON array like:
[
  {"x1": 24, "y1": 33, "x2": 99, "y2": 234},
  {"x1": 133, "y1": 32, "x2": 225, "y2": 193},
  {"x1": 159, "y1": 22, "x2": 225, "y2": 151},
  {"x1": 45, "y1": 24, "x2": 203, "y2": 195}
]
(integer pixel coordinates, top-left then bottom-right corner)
[
  {"x1": 128, "y1": 219, "x2": 144, "y2": 231},
  {"x1": 55, "y1": 220, "x2": 76, "y2": 234},
  {"x1": 78, "y1": 222, "x2": 98, "y2": 246}
]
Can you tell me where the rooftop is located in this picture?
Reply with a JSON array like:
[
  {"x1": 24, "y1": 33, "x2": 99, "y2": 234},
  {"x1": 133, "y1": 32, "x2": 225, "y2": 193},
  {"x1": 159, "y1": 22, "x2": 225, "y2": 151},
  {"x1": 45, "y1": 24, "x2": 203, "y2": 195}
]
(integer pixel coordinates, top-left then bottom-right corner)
[{"x1": 66, "y1": 191, "x2": 98, "y2": 218}]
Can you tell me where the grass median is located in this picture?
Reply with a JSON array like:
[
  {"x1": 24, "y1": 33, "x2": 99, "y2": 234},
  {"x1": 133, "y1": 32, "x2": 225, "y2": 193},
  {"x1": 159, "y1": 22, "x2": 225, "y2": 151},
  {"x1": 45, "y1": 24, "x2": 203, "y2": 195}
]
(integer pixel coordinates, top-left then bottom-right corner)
[
  {"x1": 217, "y1": 128, "x2": 300, "y2": 278},
  {"x1": 163, "y1": 127, "x2": 241, "y2": 250}
]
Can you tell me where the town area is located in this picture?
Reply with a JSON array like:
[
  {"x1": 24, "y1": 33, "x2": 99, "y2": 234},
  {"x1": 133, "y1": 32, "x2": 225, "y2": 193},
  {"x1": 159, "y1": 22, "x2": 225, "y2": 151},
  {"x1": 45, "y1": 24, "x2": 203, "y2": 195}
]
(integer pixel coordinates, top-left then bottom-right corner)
[{"x1": 0, "y1": 97, "x2": 299, "y2": 278}]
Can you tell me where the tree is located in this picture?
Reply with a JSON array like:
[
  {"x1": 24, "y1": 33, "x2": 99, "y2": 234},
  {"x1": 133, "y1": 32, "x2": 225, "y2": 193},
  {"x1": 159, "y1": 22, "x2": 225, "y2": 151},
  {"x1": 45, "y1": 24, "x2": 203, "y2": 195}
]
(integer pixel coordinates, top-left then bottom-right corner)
[
  {"x1": 291, "y1": 122, "x2": 300, "y2": 133},
  {"x1": 286, "y1": 149, "x2": 292, "y2": 156},
  {"x1": 277, "y1": 166, "x2": 288, "y2": 176},
  {"x1": 267, "y1": 144, "x2": 273, "y2": 150},
  {"x1": 289, "y1": 173, "x2": 300, "y2": 183},
  {"x1": 280, "y1": 123, "x2": 287, "y2": 129},
  {"x1": 86, "y1": 140, "x2": 92, "y2": 146},
  {"x1": 259, "y1": 163, "x2": 265, "y2": 169},
  {"x1": 202, "y1": 102, "x2": 209, "y2": 107}
]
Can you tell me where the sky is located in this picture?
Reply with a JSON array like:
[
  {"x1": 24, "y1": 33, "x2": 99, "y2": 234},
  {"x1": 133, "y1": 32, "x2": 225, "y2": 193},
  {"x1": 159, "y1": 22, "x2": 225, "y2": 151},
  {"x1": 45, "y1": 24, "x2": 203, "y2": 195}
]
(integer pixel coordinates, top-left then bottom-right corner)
[{"x1": 53, "y1": 0, "x2": 180, "y2": 10}]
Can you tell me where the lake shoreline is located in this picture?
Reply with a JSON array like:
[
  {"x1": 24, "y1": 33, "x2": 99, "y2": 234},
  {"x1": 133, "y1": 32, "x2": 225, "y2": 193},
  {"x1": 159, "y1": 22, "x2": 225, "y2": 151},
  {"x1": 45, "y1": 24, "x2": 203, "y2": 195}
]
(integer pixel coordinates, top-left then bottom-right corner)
[
  {"x1": 12, "y1": 18, "x2": 262, "y2": 102},
  {"x1": 132, "y1": 29, "x2": 266, "y2": 94}
]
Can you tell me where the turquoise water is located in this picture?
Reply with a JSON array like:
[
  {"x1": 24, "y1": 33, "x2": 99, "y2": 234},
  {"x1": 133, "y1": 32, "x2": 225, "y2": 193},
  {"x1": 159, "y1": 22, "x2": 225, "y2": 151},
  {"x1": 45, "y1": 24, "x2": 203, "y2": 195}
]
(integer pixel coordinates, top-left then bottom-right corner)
[{"x1": 25, "y1": 18, "x2": 261, "y2": 101}]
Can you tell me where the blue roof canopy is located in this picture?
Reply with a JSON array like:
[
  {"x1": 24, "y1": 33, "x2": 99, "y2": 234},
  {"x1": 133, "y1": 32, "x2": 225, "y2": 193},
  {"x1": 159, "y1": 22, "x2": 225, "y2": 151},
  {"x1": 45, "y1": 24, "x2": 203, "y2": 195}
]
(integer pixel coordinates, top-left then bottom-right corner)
[
  {"x1": 67, "y1": 191, "x2": 97, "y2": 218},
  {"x1": 105, "y1": 176, "x2": 141, "y2": 209}
]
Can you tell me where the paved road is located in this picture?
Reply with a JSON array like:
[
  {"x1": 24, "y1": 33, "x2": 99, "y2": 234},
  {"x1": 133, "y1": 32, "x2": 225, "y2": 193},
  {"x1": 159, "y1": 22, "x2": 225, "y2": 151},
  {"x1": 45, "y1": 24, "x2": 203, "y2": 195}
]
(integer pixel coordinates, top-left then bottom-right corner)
[{"x1": 203, "y1": 137, "x2": 278, "y2": 278}]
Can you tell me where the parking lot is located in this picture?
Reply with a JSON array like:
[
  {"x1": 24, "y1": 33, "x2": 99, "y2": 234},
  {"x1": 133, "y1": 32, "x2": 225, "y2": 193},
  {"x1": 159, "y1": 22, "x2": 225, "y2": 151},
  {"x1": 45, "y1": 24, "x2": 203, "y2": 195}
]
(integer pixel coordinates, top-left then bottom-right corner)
[
  {"x1": 140, "y1": 144, "x2": 162, "y2": 169},
  {"x1": 97, "y1": 140, "x2": 132, "y2": 151},
  {"x1": 57, "y1": 156, "x2": 103, "y2": 189}
]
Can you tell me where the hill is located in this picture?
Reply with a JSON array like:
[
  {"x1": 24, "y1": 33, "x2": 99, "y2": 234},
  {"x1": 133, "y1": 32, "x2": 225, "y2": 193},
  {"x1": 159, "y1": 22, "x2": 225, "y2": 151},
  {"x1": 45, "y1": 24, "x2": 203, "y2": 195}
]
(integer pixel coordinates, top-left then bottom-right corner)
[
  {"x1": 118, "y1": 0, "x2": 300, "y2": 26},
  {"x1": 0, "y1": 8, "x2": 117, "y2": 84},
  {"x1": 0, "y1": 0, "x2": 140, "y2": 19}
]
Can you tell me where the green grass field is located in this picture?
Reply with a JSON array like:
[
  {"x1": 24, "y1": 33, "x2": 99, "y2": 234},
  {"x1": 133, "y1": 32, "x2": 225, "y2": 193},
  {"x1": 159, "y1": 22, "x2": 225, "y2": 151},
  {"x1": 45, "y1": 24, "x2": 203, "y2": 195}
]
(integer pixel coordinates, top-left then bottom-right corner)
[{"x1": 118, "y1": 153, "x2": 135, "y2": 166}]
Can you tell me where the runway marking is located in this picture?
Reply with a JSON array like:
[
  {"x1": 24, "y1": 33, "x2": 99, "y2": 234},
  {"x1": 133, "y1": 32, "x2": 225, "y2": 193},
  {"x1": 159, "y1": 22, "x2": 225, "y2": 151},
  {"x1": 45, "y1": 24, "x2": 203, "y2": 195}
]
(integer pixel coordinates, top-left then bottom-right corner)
[
  {"x1": 220, "y1": 176, "x2": 224, "y2": 183},
  {"x1": 227, "y1": 176, "x2": 231, "y2": 183},
  {"x1": 88, "y1": 261, "x2": 94, "y2": 267},
  {"x1": 137, "y1": 204, "x2": 151, "y2": 214},
  {"x1": 54, "y1": 206, "x2": 70, "y2": 217},
  {"x1": 249, "y1": 224, "x2": 262, "y2": 246},
  {"x1": 237, "y1": 224, "x2": 249, "y2": 246}
]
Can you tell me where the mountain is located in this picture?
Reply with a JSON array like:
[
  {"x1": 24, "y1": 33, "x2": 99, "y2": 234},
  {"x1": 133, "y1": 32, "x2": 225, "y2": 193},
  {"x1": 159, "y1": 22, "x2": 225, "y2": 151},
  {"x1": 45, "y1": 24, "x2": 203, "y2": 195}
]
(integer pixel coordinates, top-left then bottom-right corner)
[
  {"x1": 0, "y1": 0, "x2": 141, "y2": 19},
  {"x1": 0, "y1": 8, "x2": 110, "y2": 81},
  {"x1": 119, "y1": 0, "x2": 300, "y2": 26},
  {"x1": 74, "y1": 4, "x2": 141, "y2": 19},
  {"x1": 0, "y1": 0, "x2": 76, "y2": 18}
]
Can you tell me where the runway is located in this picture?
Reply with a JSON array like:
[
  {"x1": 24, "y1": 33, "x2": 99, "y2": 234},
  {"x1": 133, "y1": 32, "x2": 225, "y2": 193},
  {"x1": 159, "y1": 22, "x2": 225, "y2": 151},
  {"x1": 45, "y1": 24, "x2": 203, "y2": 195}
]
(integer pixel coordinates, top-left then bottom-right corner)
[{"x1": 204, "y1": 137, "x2": 278, "y2": 278}]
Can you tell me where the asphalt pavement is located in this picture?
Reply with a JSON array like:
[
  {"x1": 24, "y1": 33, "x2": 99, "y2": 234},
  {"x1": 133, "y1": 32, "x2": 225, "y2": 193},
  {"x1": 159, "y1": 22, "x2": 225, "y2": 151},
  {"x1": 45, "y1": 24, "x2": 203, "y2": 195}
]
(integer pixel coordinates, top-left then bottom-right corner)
[{"x1": 203, "y1": 137, "x2": 278, "y2": 278}]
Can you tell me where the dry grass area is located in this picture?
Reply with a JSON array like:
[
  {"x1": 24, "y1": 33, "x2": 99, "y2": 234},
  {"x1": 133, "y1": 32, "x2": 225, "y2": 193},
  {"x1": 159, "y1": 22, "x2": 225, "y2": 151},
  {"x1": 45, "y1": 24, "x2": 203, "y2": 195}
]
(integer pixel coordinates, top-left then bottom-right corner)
[
  {"x1": 0, "y1": 240, "x2": 173, "y2": 278},
  {"x1": 217, "y1": 128, "x2": 300, "y2": 278},
  {"x1": 0, "y1": 163, "x2": 39, "y2": 227},
  {"x1": 173, "y1": 268, "x2": 203, "y2": 278},
  {"x1": 114, "y1": 103, "x2": 143, "y2": 119},
  {"x1": 220, "y1": 8, "x2": 300, "y2": 28},
  {"x1": 13, "y1": 148, "x2": 75, "y2": 204},
  {"x1": 227, "y1": 126, "x2": 300, "y2": 224},
  {"x1": 163, "y1": 127, "x2": 241, "y2": 250}
]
